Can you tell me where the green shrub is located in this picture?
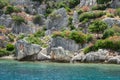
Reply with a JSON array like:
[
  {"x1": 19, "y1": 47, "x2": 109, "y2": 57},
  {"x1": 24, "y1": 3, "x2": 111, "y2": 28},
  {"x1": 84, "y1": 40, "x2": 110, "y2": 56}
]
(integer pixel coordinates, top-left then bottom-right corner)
[
  {"x1": 116, "y1": 8, "x2": 120, "y2": 16},
  {"x1": 6, "y1": 43, "x2": 15, "y2": 51},
  {"x1": 92, "y1": 5, "x2": 107, "y2": 10},
  {"x1": 96, "y1": 0, "x2": 111, "y2": 4},
  {"x1": 79, "y1": 11, "x2": 105, "y2": 22},
  {"x1": 26, "y1": 35, "x2": 42, "y2": 45},
  {"x1": 68, "y1": 0, "x2": 80, "y2": 8},
  {"x1": 5, "y1": 6, "x2": 21, "y2": 14},
  {"x1": 0, "y1": 49, "x2": 15, "y2": 57},
  {"x1": 86, "y1": 34, "x2": 93, "y2": 43},
  {"x1": 12, "y1": 16, "x2": 25, "y2": 25},
  {"x1": 77, "y1": 9, "x2": 83, "y2": 15},
  {"x1": 52, "y1": 30, "x2": 86, "y2": 44},
  {"x1": 8, "y1": 33, "x2": 15, "y2": 42},
  {"x1": 33, "y1": 15, "x2": 42, "y2": 25},
  {"x1": 0, "y1": 25, "x2": 5, "y2": 29},
  {"x1": 84, "y1": 36, "x2": 120, "y2": 53},
  {"x1": 0, "y1": 0, "x2": 8, "y2": 9},
  {"x1": 106, "y1": 13, "x2": 114, "y2": 18},
  {"x1": 68, "y1": 17, "x2": 73, "y2": 25},
  {"x1": 5, "y1": 5, "x2": 14, "y2": 14},
  {"x1": 103, "y1": 29, "x2": 115, "y2": 39},
  {"x1": 89, "y1": 20, "x2": 108, "y2": 34},
  {"x1": 69, "y1": 25, "x2": 76, "y2": 30},
  {"x1": 34, "y1": 30, "x2": 45, "y2": 37},
  {"x1": 17, "y1": 34, "x2": 25, "y2": 40},
  {"x1": 69, "y1": 31, "x2": 86, "y2": 44}
]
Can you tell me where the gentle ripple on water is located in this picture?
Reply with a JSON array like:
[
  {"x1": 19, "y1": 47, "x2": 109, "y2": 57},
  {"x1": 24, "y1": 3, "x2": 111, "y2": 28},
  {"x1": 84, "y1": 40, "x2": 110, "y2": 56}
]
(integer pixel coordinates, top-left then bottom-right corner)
[{"x1": 0, "y1": 60, "x2": 120, "y2": 80}]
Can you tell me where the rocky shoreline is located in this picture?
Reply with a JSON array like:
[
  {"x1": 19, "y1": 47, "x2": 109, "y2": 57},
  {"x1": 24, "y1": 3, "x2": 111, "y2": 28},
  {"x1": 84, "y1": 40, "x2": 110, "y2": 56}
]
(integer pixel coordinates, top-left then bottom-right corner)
[{"x1": 0, "y1": 0, "x2": 120, "y2": 65}]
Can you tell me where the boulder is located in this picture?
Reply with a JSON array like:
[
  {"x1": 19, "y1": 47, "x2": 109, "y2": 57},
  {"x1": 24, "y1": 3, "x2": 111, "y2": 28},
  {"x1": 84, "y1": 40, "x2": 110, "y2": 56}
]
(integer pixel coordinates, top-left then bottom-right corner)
[
  {"x1": 83, "y1": 49, "x2": 109, "y2": 62},
  {"x1": 50, "y1": 47, "x2": 74, "y2": 62},
  {"x1": 46, "y1": 8, "x2": 68, "y2": 30},
  {"x1": 108, "y1": 56, "x2": 120, "y2": 64},
  {"x1": 70, "y1": 53, "x2": 84, "y2": 63},
  {"x1": 15, "y1": 40, "x2": 51, "y2": 61},
  {"x1": 15, "y1": 40, "x2": 42, "y2": 60},
  {"x1": 103, "y1": 18, "x2": 120, "y2": 27},
  {"x1": 37, "y1": 48, "x2": 51, "y2": 60}
]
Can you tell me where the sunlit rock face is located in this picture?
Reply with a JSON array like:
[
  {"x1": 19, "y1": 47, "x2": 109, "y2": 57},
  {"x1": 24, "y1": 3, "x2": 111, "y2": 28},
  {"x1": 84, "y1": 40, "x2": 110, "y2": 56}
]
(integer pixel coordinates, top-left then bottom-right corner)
[
  {"x1": 110, "y1": 0, "x2": 120, "y2": 8},
  {"x1": 11, "y1": 23, "x2": 37, "y2": 34},
  {"x1": 46, "y1": 8, "x2": 68, "y2": 30},
  {"x1": 103, "y1": 18, "x2": 120, "y2": 27},
  {"x1": 15, "y1": 40, "x2": 50, "y2": 61},
  {"x1": 50, "y1": 37, "x2": 84, "y2": 52},
  {"x1": 15, "y1": 40, "x2": 42, "y2": 60},
  {"x1": 78, "y1": 0, "x2": 97, "y2": 8},
  {"x1": 72, "y1": 11, "x2": 79, "y2": 28},
  {"x1": 50, "y1": 47, "x2": 74, "y2": 62},
  {"x1": 0, "y1": 15, "x2": 13, "y2": 28}
]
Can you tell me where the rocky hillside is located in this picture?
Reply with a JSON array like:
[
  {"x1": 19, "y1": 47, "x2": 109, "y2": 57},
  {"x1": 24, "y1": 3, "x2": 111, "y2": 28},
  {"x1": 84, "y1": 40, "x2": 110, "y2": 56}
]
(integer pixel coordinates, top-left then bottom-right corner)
[{"x1": 0, "y1": 0, "x2": 120, "y2": 64}]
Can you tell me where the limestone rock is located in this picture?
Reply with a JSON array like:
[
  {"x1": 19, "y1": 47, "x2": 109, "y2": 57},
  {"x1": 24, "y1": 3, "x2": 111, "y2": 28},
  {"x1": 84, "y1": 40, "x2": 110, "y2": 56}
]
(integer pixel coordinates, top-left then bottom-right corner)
[
  {"x1": 12, "y1": 23, "x2": 36, "y2": 34},
  {"x1": 37, "y1": 48, "x2": 51, "y2": 60},
  {"x1": 50, "y1": 37, "x2": 82, "y2": 52},
  {"x1": 15, "y1": 40, "x2": 42, "y2": 60},
  {"x1": 78, "y1": 0, "x2": 97, "y2": 8},
  {"x1": 72, "y1": 11, "x2": 79, "y2": 28},
  {"x1": 46, "y1": 8, "x2": 68, "y2": 30},
  {"x1": 83, "y1": 49, "x2": 109, "y2": 62},
  {"x1": 50, "y1": 47, "x2": 73, "y2": 61},
  {"x1": 110, "y1": 0, "x2": 120, "y2": 8},
  {"x1": 108, "y1": 56, "x2": 120, "y2": 64},
  {"x1": 0, "y1": 14, "x2": 13, "y2": 28},
  {"x1": 103, "y1": 18, "x2": 120, "y2": 27}
]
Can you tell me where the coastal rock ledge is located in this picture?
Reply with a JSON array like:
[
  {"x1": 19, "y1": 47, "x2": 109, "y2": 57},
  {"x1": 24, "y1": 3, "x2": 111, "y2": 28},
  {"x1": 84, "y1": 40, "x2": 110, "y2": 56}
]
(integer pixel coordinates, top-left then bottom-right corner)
[{"x1": 15, "y1": 40, "x2": 50, "y2": 61}]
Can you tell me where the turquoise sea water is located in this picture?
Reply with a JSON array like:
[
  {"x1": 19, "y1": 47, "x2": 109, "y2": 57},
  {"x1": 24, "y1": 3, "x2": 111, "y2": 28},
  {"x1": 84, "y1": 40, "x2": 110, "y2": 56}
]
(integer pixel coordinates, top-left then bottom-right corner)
[{"x1": 0, "y1": 60, "x2": 120, "y2": 80}]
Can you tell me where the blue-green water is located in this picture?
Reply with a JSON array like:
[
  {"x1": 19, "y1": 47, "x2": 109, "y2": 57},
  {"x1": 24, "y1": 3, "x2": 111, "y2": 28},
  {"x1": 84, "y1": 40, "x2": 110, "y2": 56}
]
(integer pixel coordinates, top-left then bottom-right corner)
[{"x1": 0, "y1": 60, "x2": 120, "y2": 80}]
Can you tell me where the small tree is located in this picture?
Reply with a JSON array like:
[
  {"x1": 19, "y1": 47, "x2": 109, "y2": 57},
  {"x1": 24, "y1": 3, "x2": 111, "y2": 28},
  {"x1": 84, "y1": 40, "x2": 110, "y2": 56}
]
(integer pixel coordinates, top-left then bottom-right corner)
[
  {"x1": 12, "y1": 16, "x2": 25, "y2": 25},
  {"x1": 89, "y1": 20, "x2": 108, "y2": 38}
]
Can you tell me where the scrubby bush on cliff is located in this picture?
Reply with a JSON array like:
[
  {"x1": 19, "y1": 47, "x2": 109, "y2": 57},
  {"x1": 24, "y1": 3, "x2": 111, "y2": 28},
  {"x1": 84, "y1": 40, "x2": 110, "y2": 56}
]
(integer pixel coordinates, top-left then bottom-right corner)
[
  {"x1": 33, "y1": 15, "x2": 42, "y2": 25},
  {"x1": 116, "y1": 8, "x2": 120, "y2": 17},
  {"x1": 34, "y1": 30, "x2": 45, "y2": 37},
  {"x1": 96, "y1": 0, "x2": 111, "y2": 4},
  {"x1": 92, "y1": 4, "x2": 107, "y2": 10},
  {"x1": 0, "y1": 25, "x2": 5, "y2": 29},
  {"x1": 84, "y1": 36, "x2": 120, "y2": 54},
  {"x1": 79, "y1": 11, "x2": 106, "y2": 22},
  {"x1": 26, "y1": 35, "x2": 42, "y2": 45},
  {"x1": 0, "y1": 0, "x2": 8, "y2": 9},
  {"x1": 103, "y1": 29, "x2": 115, "y2": 39},
  {"x1": 5, "y1": 5, "x2": 21, "y2": 14},
  {"x1": 6, "y1": 43, "x2": 15, "y2": 51},
  {"x1": 52, "y1": 30, "x2": 87, "y2": 44},
  {"x1": 89, "y1": 20, "x2": 108, "y2": 34},
  {"x1": 12, "y1": 16, "x2": 25, "y2": 25}
]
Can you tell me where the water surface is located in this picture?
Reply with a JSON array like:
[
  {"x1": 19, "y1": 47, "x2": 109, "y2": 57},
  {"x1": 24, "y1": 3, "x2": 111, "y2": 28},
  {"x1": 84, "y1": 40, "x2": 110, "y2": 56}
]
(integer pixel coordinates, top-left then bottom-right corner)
[{"x1": 0, "y1": 60, "x2": 120, "y2": 80}]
